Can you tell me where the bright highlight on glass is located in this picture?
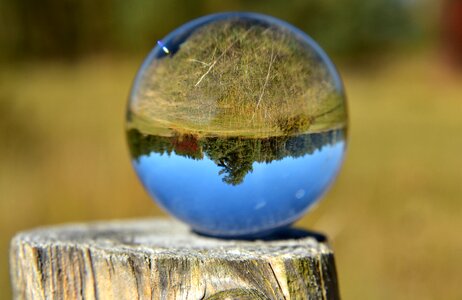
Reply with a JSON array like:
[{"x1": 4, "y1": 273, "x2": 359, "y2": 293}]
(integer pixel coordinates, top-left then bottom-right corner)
[{"x1": 156, "y1": 40, "x2": 170, "y2": 54}]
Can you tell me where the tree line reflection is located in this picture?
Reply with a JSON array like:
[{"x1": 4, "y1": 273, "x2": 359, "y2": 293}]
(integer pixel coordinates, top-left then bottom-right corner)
[{"x1": 127, "y1": 129, "x2": 345, "y2": 185}]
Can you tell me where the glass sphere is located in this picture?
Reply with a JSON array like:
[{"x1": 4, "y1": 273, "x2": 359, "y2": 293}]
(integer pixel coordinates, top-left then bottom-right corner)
[{"x1": 126, "y1": 12, "x2": 347, "y2": 238}]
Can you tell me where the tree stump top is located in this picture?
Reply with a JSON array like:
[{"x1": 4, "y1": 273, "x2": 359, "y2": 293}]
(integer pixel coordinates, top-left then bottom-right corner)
[{"x1": 10, "y1": 218, "x2": 340, "y2": 299}]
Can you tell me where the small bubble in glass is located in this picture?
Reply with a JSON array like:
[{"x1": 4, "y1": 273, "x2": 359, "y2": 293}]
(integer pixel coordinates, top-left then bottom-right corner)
[{"x1": 126, "y1": 13, "x2": 348, "y2": 238}]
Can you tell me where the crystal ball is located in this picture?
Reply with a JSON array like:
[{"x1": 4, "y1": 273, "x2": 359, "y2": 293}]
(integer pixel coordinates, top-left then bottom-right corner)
[{"x1": 126, "y1": 12, "x2": 347, "y2": 238}]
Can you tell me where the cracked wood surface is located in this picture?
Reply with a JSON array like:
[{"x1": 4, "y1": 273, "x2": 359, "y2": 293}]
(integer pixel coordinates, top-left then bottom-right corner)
[{"x1": 10, "y1": 218, "x2": 340, "y2": 300}]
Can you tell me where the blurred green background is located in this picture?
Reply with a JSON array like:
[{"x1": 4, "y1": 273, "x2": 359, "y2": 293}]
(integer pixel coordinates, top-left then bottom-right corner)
[{"x1": 1, "y1": 0, "x2": 462, "y2": 299}]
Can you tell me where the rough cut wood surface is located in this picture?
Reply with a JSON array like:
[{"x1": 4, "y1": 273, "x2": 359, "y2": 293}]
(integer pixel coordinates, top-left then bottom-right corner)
[{"x1": 10, "y1": 218, "x2": 340, "y2": 300}]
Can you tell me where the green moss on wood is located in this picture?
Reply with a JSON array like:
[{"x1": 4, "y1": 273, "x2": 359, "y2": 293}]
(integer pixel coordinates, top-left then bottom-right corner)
[{"x1": 205, "y1": 288, "x2": 268, "y2": 300}]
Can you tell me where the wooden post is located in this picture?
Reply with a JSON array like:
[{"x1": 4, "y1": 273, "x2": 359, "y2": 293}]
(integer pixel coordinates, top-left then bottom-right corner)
[{"x1": 10, "y1": 219, "x2": 340, "y2": 299}]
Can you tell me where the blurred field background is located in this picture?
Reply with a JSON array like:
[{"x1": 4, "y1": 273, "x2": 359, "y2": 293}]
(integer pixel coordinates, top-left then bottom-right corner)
[{"x1": 1, "y1": 0, "x2": 462, "y2": 299}]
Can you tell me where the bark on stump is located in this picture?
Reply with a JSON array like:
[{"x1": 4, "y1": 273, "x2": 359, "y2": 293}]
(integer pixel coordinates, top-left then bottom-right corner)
[{"x1": 10, "y1": 218, "x2": 340, "y2": 299}]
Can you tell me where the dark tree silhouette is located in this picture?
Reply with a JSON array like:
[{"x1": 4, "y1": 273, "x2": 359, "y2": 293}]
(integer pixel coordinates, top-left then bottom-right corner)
[{"x1": 202, "y1": 137, "x2": 257, "y2": 185}]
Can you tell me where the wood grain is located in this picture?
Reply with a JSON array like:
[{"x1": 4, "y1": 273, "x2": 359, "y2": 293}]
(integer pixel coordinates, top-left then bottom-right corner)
[{"x1": 10, "y1": 218, "x2": 340, "y2": 299}]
